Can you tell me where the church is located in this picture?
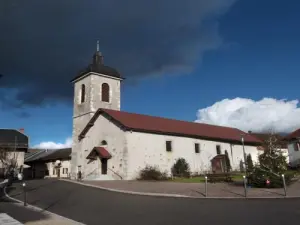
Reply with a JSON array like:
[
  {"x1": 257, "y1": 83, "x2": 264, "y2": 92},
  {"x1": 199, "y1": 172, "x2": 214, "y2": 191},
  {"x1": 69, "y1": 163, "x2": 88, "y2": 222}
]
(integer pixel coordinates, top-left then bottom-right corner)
[{"x1": 70, "y1": 44, "x2": 262, "y2": 180}]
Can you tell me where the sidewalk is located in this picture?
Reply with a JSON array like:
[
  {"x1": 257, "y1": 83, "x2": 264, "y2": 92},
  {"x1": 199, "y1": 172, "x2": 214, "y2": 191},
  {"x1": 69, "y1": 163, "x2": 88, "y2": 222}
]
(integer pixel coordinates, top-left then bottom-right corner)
[{"x1": 64, "y1": 179, "x2": 300, "y2": 198}]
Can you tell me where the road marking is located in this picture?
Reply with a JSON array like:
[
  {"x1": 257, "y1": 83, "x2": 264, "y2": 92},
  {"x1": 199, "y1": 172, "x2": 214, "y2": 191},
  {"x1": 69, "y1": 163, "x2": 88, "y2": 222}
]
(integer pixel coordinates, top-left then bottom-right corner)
[{"x1": 0, "y1": 213, "x2": 23, "y2": 225}]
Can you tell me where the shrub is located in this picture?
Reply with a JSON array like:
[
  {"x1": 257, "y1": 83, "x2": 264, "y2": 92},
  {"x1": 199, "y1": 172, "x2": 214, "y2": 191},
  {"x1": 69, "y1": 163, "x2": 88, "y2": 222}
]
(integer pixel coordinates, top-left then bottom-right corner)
[
  {"x1": 248, "y1": 166, "x2": 293, "y2": 188},
  {"x1": 138, "y1": 166, "x2": 168, "y2": 181},
  {"x1": 171, "y1": 158, "x2": 190, "y2": 177}
]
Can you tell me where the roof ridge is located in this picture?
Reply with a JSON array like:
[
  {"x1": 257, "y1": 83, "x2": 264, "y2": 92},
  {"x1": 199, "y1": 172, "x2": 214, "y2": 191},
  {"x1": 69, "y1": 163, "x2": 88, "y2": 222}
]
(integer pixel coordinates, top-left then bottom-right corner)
[{"x1": 101, "y1": 108, "x2": 244, "y2": 130}]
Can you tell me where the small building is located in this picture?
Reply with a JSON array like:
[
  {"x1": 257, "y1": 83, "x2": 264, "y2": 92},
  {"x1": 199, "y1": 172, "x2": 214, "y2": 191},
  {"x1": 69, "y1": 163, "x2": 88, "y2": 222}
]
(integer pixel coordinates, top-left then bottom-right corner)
[
  {"x1": 0, "y1": 128, "x2": 28, "y2": 177},
  {"x1": 283, "y1": 129, "x2": 300, "y2": 168},
  {"x1": 23, "y1": 148, "x2": 71, "y2": 179}
]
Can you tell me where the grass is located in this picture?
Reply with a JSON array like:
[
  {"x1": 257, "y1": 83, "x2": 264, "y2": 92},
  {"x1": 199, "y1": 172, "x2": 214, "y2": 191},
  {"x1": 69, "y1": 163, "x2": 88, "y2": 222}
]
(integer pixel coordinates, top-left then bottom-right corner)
[
  {"x1": 170, "y1": 173, "x2": 245, "y2": 183},
  {"x1": 170, "y1": 170, "x2": 300, "y2": 184}
]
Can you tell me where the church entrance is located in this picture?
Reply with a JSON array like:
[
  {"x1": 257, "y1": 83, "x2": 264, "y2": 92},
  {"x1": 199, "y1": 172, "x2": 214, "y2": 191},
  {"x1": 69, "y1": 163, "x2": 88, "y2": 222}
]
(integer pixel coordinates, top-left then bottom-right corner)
[{"x1": 101, "y1": 158, "x2": 108, "y2": 175}]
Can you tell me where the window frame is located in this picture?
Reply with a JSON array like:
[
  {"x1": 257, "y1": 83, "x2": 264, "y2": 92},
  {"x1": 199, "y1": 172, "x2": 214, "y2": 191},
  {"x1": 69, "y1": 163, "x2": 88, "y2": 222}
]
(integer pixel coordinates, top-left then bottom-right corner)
[
  {"x1": 80, "y1": 84, "x2": 86, "y2": 103},
  {"x1": 216, "y1": 145, "x2": 221, "y2": 155},
  {"x1": 166, "y1": 140, "x2": 172, "y2": 152},
  {"x1": 195, "y1": 143, "x2": 200, "y2": 153},
  {"x1": 101, "y1": 83, "x2": 110, "y2": 102}
]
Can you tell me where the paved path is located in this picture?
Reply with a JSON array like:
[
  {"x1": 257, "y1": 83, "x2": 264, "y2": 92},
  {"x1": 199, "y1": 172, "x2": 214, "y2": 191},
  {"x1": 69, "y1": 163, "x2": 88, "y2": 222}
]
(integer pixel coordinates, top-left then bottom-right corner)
[
  {"x1": 5, "y1": 179, "x2": 300, "y2": 225},
  {"x1": 79, "y1": 179, "x2": 300, "y2": 198}
]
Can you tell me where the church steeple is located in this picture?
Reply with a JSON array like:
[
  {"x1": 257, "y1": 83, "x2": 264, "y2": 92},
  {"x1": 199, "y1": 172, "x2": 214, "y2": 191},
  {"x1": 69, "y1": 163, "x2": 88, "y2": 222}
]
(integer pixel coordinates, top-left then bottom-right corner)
[{"x1": 93, "y1": 40, "x2": 104, "y2": 65}]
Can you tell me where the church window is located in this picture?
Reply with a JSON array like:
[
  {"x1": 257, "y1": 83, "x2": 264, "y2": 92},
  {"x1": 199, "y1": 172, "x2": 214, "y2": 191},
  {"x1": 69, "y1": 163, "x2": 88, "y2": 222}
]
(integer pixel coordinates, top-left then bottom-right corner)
[
  {"x1": 195, "y1": 143, "x2": 200, "y2": 153},
  {"x1": 80, "y1": 84, "x2": 86, "y2": 103},
  {"x1": 216, "y1": 145, "x2": 221, "y2": 155},
  {"x1": 166, "y1": 141, "x2": 172, "y2": 152},
  {"x1": 101, "y1": 140, "x2": 107, "y2": 145},
  {"x1": 102, "y1": 83, "x2": 110, "y2": 102}
]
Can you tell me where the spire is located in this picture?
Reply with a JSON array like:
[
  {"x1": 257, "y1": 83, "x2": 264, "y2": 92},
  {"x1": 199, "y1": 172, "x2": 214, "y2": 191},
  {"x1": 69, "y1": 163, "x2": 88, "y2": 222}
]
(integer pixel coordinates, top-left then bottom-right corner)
[
  {"x1": 97, "y1": 40, "x2": 99, "y2": 52},
  {"x1": 93, "y1": 40, "x2": 103, "y2": 65}
]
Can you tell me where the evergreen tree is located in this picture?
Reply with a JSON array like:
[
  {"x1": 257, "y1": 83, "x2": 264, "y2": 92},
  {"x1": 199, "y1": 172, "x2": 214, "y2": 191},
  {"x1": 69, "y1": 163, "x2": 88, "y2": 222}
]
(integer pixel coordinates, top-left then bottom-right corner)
[
  {"x1": 246, "y1": 154, "x2": 254, "y2": 173},
  {"x1": 249, "y1": 133, "x2": 289, "y2": 188},
  {"x1": 224, "y1": 150, "x2": 231, "y2": 173},
  {"x1": 239, "y1": 159, "x2": 244, "y2": 172}
]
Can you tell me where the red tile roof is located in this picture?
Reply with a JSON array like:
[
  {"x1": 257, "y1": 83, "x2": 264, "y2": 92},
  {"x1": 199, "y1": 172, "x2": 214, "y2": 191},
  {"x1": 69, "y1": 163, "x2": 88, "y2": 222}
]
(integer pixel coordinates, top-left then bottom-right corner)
[
  {"x1": 79, "y1": 108, "x2": 262, "y2": 145},
  {"x1": 87, "y1": 147, "x2": 111, "y2": 159},
  {"x1": 283, "y1": 128, "x2": 300, "y2": 141}
]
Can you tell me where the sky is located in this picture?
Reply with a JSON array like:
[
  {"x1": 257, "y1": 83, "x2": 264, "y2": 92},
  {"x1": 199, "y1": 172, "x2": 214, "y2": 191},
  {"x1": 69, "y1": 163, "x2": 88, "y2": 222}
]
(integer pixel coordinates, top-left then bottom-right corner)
[{"x1": 1, "y1": 0, "x2": 300, "y2": 149}]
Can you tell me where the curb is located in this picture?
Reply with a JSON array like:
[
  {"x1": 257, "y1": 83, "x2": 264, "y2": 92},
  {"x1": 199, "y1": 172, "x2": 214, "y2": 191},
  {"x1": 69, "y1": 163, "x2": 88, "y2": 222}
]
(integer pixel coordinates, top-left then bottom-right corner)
[
  {"x1": 3, "y1": 185, "x2": 85, "y2": 225},
  {"x1": 61, "y1": 179, "x2": 300, "y2": 200},
  {"x1": 0, "y1": 179, "x2": 8, "y2": 188}
]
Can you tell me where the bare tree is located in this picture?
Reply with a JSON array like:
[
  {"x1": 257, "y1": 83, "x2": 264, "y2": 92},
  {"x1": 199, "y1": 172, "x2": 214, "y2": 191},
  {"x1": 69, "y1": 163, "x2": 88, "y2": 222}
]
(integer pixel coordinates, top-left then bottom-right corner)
[{"x1": 0, "y1": 147, "x2": 19, "y2": 178}]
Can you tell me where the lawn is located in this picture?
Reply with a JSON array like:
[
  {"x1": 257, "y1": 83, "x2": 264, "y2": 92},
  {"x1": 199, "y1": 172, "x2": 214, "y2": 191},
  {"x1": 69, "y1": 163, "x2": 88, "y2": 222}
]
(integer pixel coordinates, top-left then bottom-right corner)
[{"x1": 171, "y1": 174, "x2": 245, "y2": 183}]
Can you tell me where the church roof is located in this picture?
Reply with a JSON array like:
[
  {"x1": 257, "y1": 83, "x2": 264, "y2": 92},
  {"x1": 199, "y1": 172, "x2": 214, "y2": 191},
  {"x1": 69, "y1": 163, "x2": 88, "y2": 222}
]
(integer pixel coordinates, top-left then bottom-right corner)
[
  {"x1": 79, "y1": 108, "x2": 262, "y2": 145},
  {"x1": 70, "y1": 46, "x2": 122, "y2": 82}
]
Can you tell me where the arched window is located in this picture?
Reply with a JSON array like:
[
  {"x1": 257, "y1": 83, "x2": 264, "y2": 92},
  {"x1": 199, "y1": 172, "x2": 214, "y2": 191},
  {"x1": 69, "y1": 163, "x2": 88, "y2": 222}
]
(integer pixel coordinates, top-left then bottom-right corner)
[
  {"x1": 80, "y1": 84, "x2": 85, "y2": 103},
  {"x1": 101, "y1": 140, "x2": 107, "y2": 145},
  {"x1": 101, "y1": 83, "x2": 109, "y2": 102}
]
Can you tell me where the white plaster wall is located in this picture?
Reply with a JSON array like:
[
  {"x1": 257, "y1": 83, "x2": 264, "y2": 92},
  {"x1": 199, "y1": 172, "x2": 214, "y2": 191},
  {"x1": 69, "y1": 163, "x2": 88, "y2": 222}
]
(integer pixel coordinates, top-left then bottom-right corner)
[
  {"x1": 71, "y1": 73, "x2": 122, "y2": 180},
  {"x1": 125, "y1": 132, "x2": 261, "y2": 180},
  {"x1": 287, "y1": 142, "x2": 300, "y2": 166},
  {"x1": 90, "y1": 74, "x2": 122, "y2": 111},
  {"x1": 80, "y1": 114, "x2": 128, "y2": 180},
  {"x1": 46, "y1": 160, "x2": 71, "y2": 178}
]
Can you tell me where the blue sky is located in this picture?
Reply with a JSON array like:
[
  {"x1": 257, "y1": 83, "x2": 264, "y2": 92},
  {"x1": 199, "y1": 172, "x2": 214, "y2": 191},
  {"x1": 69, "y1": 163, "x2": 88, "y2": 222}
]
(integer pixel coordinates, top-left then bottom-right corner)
[{"x1": 1, "y1": 0, "x2": 300, "y2": 147}]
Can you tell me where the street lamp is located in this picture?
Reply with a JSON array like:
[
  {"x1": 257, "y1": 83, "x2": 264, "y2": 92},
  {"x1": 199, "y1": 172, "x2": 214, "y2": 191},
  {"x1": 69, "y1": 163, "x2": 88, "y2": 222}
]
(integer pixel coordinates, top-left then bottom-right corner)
[
  {"x1": 22, "y1": 182, "x2": 27, "y2": 206},
  {"x1": 240, "y1": 134, "x2": 247, "y2": 176}
]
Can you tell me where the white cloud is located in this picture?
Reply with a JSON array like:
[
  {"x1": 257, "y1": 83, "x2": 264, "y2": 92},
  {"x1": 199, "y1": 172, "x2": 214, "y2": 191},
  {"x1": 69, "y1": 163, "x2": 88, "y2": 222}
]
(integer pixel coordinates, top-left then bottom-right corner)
[
  {"x1": 33, "y1": 137, "x2": 72, "y2": 149},
  {"x1": 196, "y1": 98, "x2": 300, "y2": 133}
]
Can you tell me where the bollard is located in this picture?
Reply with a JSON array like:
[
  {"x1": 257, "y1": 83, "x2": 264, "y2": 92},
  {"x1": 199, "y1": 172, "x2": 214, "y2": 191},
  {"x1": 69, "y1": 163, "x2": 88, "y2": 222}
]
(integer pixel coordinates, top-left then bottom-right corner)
[
  {"x1": 243, "y1": 175, "x2": 247, "y2": 198},
  {"x1": 205, "y1": 176, "x2": 208, "y2": 197},
  {"x1": 282, "y1": 174, "x2": 287, "y2": 197},
  {"x1": 22, "y1": 182, "x2": 27, "y2": 206}
]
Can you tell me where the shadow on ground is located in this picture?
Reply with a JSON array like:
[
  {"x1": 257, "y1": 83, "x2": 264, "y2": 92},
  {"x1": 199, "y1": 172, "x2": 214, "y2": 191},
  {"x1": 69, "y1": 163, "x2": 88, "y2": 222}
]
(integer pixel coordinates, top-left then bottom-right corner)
[{"x1": 1, "y1": 187, "x2": 51, "y2": 224}]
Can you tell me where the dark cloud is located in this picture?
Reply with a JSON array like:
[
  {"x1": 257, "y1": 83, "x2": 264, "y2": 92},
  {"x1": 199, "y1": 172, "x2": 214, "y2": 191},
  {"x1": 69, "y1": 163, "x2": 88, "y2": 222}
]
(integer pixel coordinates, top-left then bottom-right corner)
[{"x1": 0, "y1": 0, "x2": 236, "y2": 108}]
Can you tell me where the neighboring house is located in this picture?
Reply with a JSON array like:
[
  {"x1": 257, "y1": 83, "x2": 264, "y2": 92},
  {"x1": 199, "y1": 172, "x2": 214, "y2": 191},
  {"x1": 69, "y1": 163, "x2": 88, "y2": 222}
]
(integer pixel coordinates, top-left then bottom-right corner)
[
  {"x1": 282, "y1": 129, "x2": 300, "y2": 168},
  {"x1": 69, "y1": 46, "x2": 263, "y2": 181},
  {"x1": 0, "y1": 128, "x2": 28, "y2": 177},
  {"x1": 250, "y1": 132, "x2": 289, "y2": 163},
  {"x1": 23, "y1": 148, "x2": 71, "y2": 179}
]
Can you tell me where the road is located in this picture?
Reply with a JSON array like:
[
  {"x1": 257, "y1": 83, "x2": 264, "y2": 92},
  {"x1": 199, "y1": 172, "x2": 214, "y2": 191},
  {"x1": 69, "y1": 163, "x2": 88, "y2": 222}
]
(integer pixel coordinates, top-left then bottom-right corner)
[{"x1": 3, "y1": 179, "x2": 300, "y2": 225}]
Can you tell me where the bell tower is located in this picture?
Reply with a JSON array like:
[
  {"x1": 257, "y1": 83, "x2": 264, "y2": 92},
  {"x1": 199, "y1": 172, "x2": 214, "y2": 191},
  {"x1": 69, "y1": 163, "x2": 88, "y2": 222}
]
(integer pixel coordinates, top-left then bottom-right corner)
[{"x1": 70, "y1": 41, "x2": 123, "y2": 179}]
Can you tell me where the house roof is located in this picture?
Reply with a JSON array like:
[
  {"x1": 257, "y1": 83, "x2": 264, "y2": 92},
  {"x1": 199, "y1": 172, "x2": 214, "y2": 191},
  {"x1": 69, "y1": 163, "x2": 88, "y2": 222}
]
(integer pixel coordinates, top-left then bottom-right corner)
[
  {"x1": 283, "y1": 128, "x2": 300, "y2": 141},
  {"x1": 0, "y1": 129, "x2": 29, "y2": 150},
  {"x1": 25, "y1": 148, "x2": 71, "y2": 163},
  {"x1": 79, "y1": 108, "x2": 262, "y2": 145},
  {"x1": 41, "y1": 148, "x2": 71, "y2": 161},
  {"x1": 250, "y1": 133, "x2": 287, "y2": 148}
]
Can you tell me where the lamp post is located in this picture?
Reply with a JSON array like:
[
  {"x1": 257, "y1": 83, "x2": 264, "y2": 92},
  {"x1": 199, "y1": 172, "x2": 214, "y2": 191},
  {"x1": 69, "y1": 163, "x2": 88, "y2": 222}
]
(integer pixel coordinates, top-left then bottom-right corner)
[
  {"x1": 241, "y1": 134, "x2": 247, "y2": 176},
  {"x1": 22, "y1": 182, "x2": 27, "y2": 206}
]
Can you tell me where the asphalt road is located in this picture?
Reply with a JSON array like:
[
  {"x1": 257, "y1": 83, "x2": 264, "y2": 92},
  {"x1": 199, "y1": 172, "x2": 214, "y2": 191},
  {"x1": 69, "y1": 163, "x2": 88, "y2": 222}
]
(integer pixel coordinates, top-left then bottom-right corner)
[{"x1": 4, "y1": 179, "x2": 300, "y2": 225}]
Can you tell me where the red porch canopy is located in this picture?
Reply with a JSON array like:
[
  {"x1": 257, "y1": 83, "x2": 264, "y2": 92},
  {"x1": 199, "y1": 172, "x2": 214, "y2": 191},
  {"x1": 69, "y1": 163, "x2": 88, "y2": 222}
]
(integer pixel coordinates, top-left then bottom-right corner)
[{"x1": 86, "y1": 147, "x2": 112, "y2": 160}]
